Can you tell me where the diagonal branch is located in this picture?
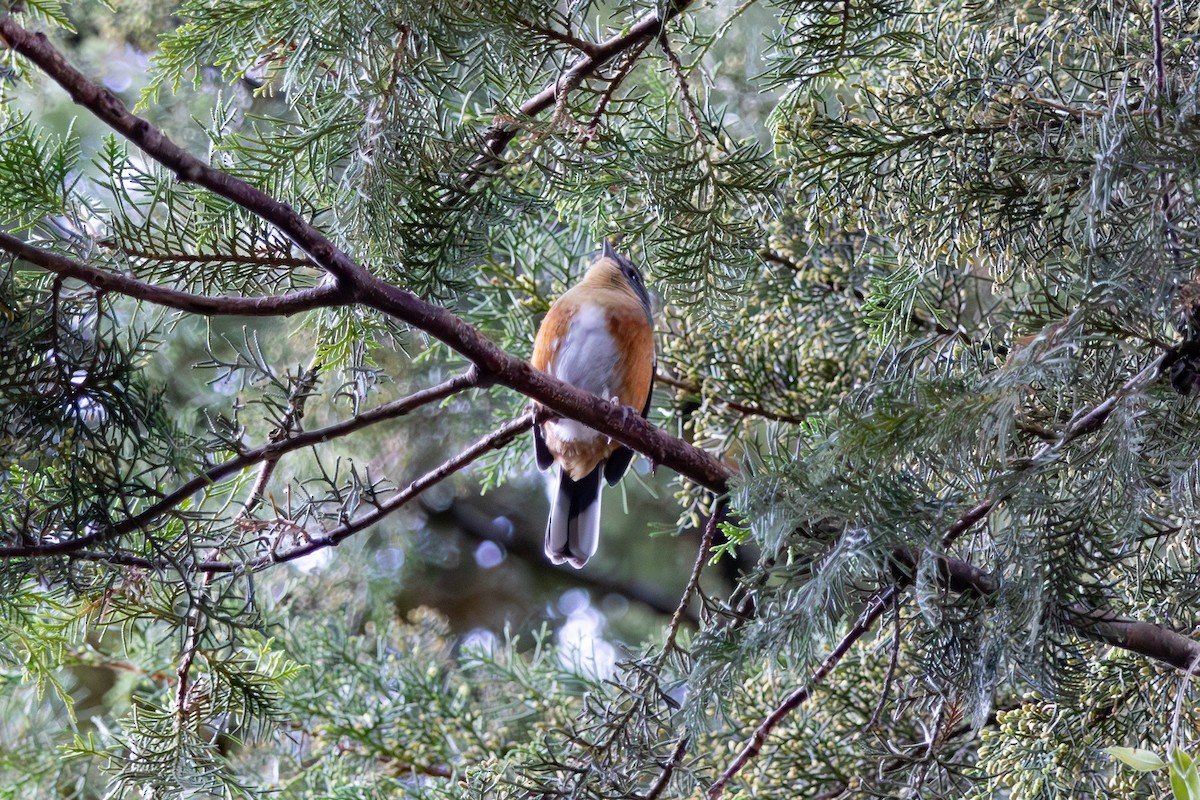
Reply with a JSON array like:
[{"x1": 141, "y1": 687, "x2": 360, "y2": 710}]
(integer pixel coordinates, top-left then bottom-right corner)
[
  {"x1": 661, "y1": 503, "x2": 723, "y2": 660},
  {"x1": 68, "y1": 417, "x2": 532, "y2": 574},
  {"x1": 465, "y1": 0, "x2": 696, "y2": 184},
  {"x1": 707, "y1": 586, "x2": 898, "y2": 799},
  {"x1": 0, "y1": 369, "x2": 482, "y2": 559},
  {"x1": 0, "y1": 230, "x2": 343, "y2": 316},
  {"x1": 202, "y1": 412, "x2": 534, "y2": 571}
]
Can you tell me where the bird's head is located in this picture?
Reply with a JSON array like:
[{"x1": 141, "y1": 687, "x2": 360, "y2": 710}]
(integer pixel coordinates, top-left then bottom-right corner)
[{"x1": 587, "y1": 240, "x2": 652, "y2": 320}]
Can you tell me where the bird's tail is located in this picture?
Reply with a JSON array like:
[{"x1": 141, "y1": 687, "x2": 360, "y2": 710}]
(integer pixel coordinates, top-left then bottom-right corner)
[{"x1": 545, "y1": 466, "x2": 602, "y2": 569}]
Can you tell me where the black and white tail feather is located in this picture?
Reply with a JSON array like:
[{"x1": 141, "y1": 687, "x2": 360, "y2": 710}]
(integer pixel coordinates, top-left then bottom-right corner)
[
  {"x1": 534, "y1": 388, "x2": 652, "y2": 568},
  {"x1": 545, "y1": 466, "x2": 603, "y2": 569}
]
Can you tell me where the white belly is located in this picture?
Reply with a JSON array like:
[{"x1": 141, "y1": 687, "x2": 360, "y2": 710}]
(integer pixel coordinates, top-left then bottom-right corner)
[{"x1": 548, "y1": 303, "x2": 618, "y2": 443}]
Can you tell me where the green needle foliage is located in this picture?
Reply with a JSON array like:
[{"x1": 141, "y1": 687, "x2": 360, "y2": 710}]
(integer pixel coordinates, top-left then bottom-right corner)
[{"x1": 2, "y1": 0, "x2": 1200, "y2": 797}]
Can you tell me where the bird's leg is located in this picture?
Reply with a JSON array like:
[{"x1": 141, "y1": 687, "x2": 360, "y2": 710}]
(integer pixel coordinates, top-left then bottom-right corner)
[{"x1": 533, "y1": 403, "x2": 560, "y2": 426}]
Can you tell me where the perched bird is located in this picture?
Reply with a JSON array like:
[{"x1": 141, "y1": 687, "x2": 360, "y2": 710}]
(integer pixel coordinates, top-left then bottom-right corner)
[{"x1": 531, "y1": 242, "x2": 656, "y2": 568}]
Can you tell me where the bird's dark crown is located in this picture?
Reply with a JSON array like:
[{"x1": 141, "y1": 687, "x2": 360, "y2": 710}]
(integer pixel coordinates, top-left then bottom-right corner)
[{"x1": 600, "y1": 240, "x2": 652, "y2": 320}]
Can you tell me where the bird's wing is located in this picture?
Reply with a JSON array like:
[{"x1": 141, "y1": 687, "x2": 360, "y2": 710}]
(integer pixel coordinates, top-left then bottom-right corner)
[
  {"x1": 533, "y1": 418, "x2": 554, "y2": 471},
  {"x1": 602, "y1": 364, "x2": 654, "y2": 486}
]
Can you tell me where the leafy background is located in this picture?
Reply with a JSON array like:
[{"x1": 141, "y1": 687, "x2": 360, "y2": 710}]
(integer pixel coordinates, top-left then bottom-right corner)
[{"x1": 3, "y1": 0, "x2": 1200, "y2": 798}]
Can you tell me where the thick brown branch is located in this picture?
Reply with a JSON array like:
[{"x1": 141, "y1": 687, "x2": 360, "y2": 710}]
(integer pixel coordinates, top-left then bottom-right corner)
[
  {"x1": 923, "y1": 554, "x2": 1200, "y2": 672},
  {"x1": 0, "y1": 230, "x2": 341, "y2": 316},
  {"x1": 0, "y1": 17, "x2": 731, "y2": 494},
  {"x1": 353, "y1": 276, "x2": 733, "y2": 492},
  {"x1": 1064, "y1": 604, "x2": 1200, "y2": 673},
  {"x1": 901, "y1": 552, "x2": 1200, "y2": 674}
]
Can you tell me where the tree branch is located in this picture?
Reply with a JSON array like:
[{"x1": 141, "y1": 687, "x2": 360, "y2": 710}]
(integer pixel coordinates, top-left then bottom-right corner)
[
  {"x1": 1064, "y1": 605, "x2": 1200, "y2": 673},
  {"x1": 45, "y1": 414, "x2": 534, "y2": 572},
  {"x1": 642, "y1": 736, "x2": 691, "y2": 800},
  {"x1": 708, "y1": 540, "x2": 1200, "y2": 798},
  {"x1": 212, "y1": 412, "x2": 534, "y2": 571},
  {"x1": 0, "y1": 230, "x2": 342, "y2": 316},
  {"x1": 513, "y1": 18, "x2": 599, "y2": 56},
  {"x1": 658, "y1": 31, "x2": 705, "y2": 138},
  {"x1": 708, "y1": 352, "x2": 1170, "y2": 797},
  {"x1": 707, "y1": 586, "x2": 898, "y2": 799},
  {"x1": 661, "y1": 502, "x2": 722, "y2": 659},
  {"x1": 583, "y1": 36, "x2": 652, "y2": 142},
  {"x1": 465, "y1": 0, "x2": 696, "y2": 184},
  {"x1": 98, "y1": 238, "x2": 316, "y2": 269},
  {"x1": 241, "y1": 357, "x2": 323, "y2": 516},
  {"x1": 0, "y1": 370, "x2": 482, "y2": 559},
  {"x1": 657, "y1": 371, "x2": 808, "y2": 425}
]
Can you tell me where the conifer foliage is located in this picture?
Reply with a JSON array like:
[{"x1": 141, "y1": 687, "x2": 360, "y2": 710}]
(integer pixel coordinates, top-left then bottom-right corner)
[{"x1": 2, "y1": 0, "x2": 1200, "y2": 797}]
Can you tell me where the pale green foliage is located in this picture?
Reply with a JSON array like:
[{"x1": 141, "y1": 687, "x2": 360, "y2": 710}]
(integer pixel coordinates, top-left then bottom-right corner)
[
  {"x1": 1, "y1": 0, "x2": 1200, "y2": 797},
  {"x1": 0, "y1": 115, "x2": 81, "y2": 229}
]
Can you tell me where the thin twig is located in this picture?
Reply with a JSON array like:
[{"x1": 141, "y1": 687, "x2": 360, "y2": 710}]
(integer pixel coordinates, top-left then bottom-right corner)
[
  {"x1": 656, "y1": 372, "x2": 807, "y2": 425},
  {"x1": 71, "y1": 415, "x2": 534, "y2": 573},
  {"x1": 465, "y1": 0, "x2": 694, "y2": 184},
  {"x1": 99, "y1": 239, "x2": 316, "y2": 269},
  {"x1": 1150, "y1": 0, "x2": 1182, "y2": 266},
  {"x1": 867, "y1": 591, "x2": 902, "y2": 729},
  {"x1": 0, "y1": 370, "x2": 482, "y2": 559},
  {"x1": 242, "y1": 357, "x2": 322, "y2": 515},
  {"x1": 177, "y1": 356, "x2": 323, "y2": 719},
  {"x1": 707, "y1": 586, "x2": 898, "y2": 799},
  {"x1": 222, "y1": 412, "x2": 534, "y2": 571},
  {"x1": 642, "y1": 735, "x2": 690, "y2": 800},
  {"x1": 175, "y1": 592, "x2": 205, "y2": 720},
  {"x1": 637, "y1": 506, "x2": 723, "y2": 796},
  {"x1": 662, "y1": 502, "x2": 724, "y2": 660},
  {"x1": 515, "y1": 18, "x2": 599, "y2": 56},
  {"x1": 658, "y1": 31, "x2": 705, "y2": 138},
  {"x1": 583, "y1": 37, "x2": 652, "y2": 142}
]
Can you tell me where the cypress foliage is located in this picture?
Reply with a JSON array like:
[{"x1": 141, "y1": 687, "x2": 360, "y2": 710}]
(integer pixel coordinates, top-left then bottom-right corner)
[{"x1": 1, "y1": 0, "x2": 1198, "y2": 797}]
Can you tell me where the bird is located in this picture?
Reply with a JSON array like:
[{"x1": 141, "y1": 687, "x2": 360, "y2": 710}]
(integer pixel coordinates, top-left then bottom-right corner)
[{"x1": 531, "y1": 241, "x2": 656, "y2": 569}]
